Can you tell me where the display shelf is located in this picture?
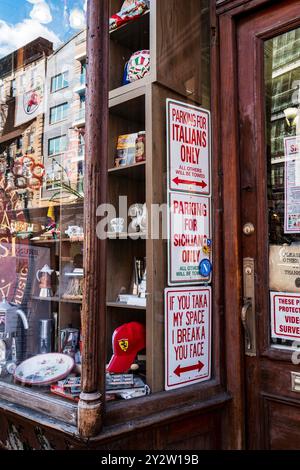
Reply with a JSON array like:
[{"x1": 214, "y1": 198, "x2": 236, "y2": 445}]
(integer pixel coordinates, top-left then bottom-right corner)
[
  {"x1": 107, "y1": 231, "x2": 147, "y2": 239},
  {"x1": 31, "y1": 237, "x2": 83, "y2": 244},
  {"x1": 109, "y1": 0, "x2": 150, "y2": 94},
  {"x1": 107, "y1": 0, "x2": 206, "y2": 394},
  {"x1": 109, "y1": 84, "x2": 146, "y2": 109},
  {"x1": 60, "y1": 297, "x2": 83, "y2": 305},
  {"x1": 109, "y1": 93, "x2": 145, "y2": 179},
  {"x1": 31, "y1": 238, "x2": 60, "y2": 244},
  {"x1": 108, "y1": 161, "x2": 146, "y2": 180},
  {"x1": 109, "y1": 76, "x2": 151, "y2": 101},
  {"x1": 31, "y1": 296, "x2": 82, "y2": 305},
  {"x1": 106, "y1": 302, "x2": 146, "y2": 311},
  {"x1": 31, "y1": 296, "x2": 60, "y2": 302},
  {"x1": 110, "y1": 10, "x2": 150, "y2": 51},
  {"x1": 109, "y1": 0, "x2": 204, "y2": 103}
]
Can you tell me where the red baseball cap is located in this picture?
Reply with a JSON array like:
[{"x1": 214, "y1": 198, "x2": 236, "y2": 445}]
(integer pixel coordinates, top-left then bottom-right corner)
[{"x1": 107, "y1": 322, "x2": 146, "y2": 373}]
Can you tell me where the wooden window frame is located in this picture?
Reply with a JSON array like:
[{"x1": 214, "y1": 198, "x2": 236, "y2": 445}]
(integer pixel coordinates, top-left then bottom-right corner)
[{"x1": 77, "y1": 0, "x2": 227, "y2": 438}]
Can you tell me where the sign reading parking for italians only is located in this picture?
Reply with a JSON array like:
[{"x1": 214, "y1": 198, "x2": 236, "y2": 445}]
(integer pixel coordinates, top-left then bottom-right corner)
[{"x1": 167, "y1": 99, "x2": 211, "y2": 195}]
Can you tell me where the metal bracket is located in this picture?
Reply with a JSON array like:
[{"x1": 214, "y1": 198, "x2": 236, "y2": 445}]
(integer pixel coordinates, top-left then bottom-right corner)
[
  {"x1": 242, "y1": 258, "x2": 257, "y2": 356},
  {"x1": 291, "y1": 372, "x2": 300, "y2": 393}
]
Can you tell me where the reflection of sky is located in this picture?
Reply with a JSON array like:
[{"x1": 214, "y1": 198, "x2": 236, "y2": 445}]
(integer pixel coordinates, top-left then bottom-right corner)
[{"x1": 0, "y1": 0, "x2": 87, "y2": 58}]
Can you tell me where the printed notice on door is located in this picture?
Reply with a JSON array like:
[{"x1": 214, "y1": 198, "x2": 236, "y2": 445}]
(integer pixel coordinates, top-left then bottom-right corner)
[
  {"x1": 165, "y1": 287, "x2": 211, "y2": 390},
  {"x1": 271, "y1": 291, "x2": 300, "y2": 341},
  {"x1": 284, "y1": 136, "x2": 300, "y2": 233}
]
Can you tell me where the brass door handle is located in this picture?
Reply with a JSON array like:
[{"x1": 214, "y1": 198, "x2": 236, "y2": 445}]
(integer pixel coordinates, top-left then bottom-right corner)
[
  {"x1": 242, "y1": 258, "x2": 256, "y2": 356},
  {"x1": 241, "y1": 300, "x2": 252, "y2": 351}
]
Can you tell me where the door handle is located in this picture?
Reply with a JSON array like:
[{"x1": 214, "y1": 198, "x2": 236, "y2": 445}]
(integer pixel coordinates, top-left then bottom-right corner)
[
  {"x1": 242, "y1": 258, "x2": 257, "y2": 356},
  {"x1": 241, "y1": 300, "x2": 252, "y2": 351}
]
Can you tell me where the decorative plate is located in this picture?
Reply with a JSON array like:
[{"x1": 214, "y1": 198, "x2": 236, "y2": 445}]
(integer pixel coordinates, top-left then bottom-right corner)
[{"x1": 14, "y1": 353, "x2": 75, "y2": 386}]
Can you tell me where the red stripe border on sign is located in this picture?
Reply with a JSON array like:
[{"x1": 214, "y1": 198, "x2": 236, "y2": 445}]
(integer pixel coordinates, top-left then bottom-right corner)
[{"x1": 165, "y1": 287, "x2": 211, "y2": 389}]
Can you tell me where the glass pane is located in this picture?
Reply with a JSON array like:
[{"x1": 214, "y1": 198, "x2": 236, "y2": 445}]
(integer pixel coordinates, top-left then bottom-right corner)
[
  {"x1": 265, "y1": 28, "x2": 300, "y2": 349},
  {"x1": 106, "y1": 0, "x2": 211, "y2": 400},
  {"x1": 0, "y1": 2, "x2": 86, "y2": 402}
]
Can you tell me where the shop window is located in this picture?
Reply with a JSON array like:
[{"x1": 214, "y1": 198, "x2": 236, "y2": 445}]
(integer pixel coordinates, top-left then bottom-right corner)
[
  {"x1": 0, "y1": 0, "x2": 212, "y2": 433},
  {"x1": 0, "y1": 2, "x2": 85, "y2": 415},
  {"x1": 265, "y1": 27, "x2": 300, "y2": 349}
]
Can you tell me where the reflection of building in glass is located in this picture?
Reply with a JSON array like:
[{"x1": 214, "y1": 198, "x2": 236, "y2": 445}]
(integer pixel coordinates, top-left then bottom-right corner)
[
  {"x1": 267, "y1": 29, "x2": 300, "y2": 203},
  {"x1": 0, "y1": 38, "x2": 53, "y2": 210},
  {"x1": 42, "y1": 30, "x2": 86, "y2": 200}
]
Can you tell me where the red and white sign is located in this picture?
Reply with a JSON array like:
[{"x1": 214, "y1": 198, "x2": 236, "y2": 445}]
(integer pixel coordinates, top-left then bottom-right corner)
[
  {"x1": 167, "y1": 99, "x2": 211, "y2": 195},
  {"x1": 271, "y1": 291, "x2": 300, "y2": 341},
  {"x1": 168, "y1": 191, "x2": 211, "y2": 285},
  {"x1": 284, "y1": 136, "x2": 300, "y2": 233},
  {"x1": 165, "y1": 287, "x2": 211, "y2": 390}
]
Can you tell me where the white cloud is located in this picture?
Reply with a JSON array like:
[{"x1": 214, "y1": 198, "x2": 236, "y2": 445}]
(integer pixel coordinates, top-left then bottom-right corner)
[
  {"x1": 29, "y1": 1, "x2": 52, "y2": 25},
  {"x1": 0, "y1": 18, "x2": 61, "y2": 57},
  {"x1": 69, "y1": 8, "x2": 85, "y2": 30},
  {"x1": 0, "y1": 0, "x2": 60, "y2": 58},
  {"x1": 83, "y1": 0, "x2": 87, "y2": 13}
]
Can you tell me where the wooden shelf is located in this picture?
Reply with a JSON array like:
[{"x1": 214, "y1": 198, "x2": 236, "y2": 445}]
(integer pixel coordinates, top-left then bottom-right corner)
[
  {"x1": 107, "y1": 231, "x2": 147, "y2": 239},
  {"x1": 107, "y1": 302, "x2": 146, "y2": 311},
  {"x1": 31, "y1": 296, "x2": 82, "y2": 305},
  {"x1": 110, "y1": 10, "x2": 150, "y2": 51},
  {"x1": 109, "y1": 75, "x2": 151, "y2": 101},
  {"x1": 108, "y1": 161, "x2": 145, "y2": 180},
  {"x1": 31, "y1": 296, "x2": 60, "y2": 302},
  {"x1": 61, "y1": 297, "x2": 83, "y2": 305},
  {"x1": 31, "y1": 237, "x2": 83, "y2": 244}
]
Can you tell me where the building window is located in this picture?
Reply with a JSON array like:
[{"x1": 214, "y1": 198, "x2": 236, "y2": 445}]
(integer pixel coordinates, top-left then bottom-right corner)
[
  {"x1": 50, "y1": 102, "x2": 69, "y2": 124},
  {"x1": 48, "y1": 135, "x2": 67, "y2": 156},
  {"x1": 19, "y1": 74, "x2": 25, "y2": 91},
  {"x1": 11, "y1": 79, "x2": 16, "y2": 97},
  {"x1": 16, "y1": 136, "x2": 23, "y2": 150},
  {"x1": 78, "y1": 133, "x2": 85, "y2": 157},
  {"x1": 51, "y1": 72, "x2": 69, "y2": 93},
  {"x1": 29, "y1": 133, "x2": 34, "y2": 147},
  {"x1": 80, "y1": 61, "x2": 86, "y2": 85}
]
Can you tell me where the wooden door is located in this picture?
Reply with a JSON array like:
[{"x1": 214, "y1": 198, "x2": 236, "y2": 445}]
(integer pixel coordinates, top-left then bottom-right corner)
[
  {"x1": 236, "y1": 0, "x2": 300, "y2": 449},
  {"x1": 220, "y1": 0, "x2": 300, "y2": 449}
]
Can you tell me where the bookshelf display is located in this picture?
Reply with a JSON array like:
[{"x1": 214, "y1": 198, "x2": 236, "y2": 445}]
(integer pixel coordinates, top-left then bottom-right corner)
[{"x1": 106, "y1": 0, "x2": 210, "y2": 393}]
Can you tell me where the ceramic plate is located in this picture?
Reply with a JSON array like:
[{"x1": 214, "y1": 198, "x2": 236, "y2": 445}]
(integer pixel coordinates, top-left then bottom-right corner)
[{"x1": 14, "y1": 353, "x2": 75, "y2": 386}]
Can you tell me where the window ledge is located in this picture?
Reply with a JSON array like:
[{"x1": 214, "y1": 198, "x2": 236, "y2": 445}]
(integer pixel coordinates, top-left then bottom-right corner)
[
  {"x1": 49, "y1": 117, "x2": 68, "y2": 126},
  {"x1": 0, "y1": 378, "x2": 229, "y2": 439},
  {"x1": 50, "y1": 85, "x2": 69, "y2": 94},
  {"x1": 94, "y1": 387, "x2": 231, "y2": 443},
  {"x1": 0, "y1": 397, "x2": 78, "y2": 439},
  {"x1": 105, "y1": 379, "x2": 228, "y2": 428},
  {"x1": 0, "y1": 381, "x2": 77, "y2": 426}
]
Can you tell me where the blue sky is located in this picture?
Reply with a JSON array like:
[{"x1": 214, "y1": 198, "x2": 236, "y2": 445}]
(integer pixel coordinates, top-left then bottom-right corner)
[{"x1": 0, "y1": 0, "x2": 87, "y2": 57}]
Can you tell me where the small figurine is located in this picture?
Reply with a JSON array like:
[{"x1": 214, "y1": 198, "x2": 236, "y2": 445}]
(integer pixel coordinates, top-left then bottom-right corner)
[
  {"x1": 36, "y1": 265, "x2": 54, "y2": 298},
  {"x1": 128, "y1": 203, "x2": 147, "y2": 233}
]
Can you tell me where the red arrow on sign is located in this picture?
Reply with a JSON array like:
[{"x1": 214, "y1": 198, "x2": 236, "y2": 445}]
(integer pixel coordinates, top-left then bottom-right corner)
[
  {"x1": 172, "y1": 177, "x2": 207, "y2": 189},
  {"x1": 174, "y1": 361, "x2": 204, "y2": 377}
]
